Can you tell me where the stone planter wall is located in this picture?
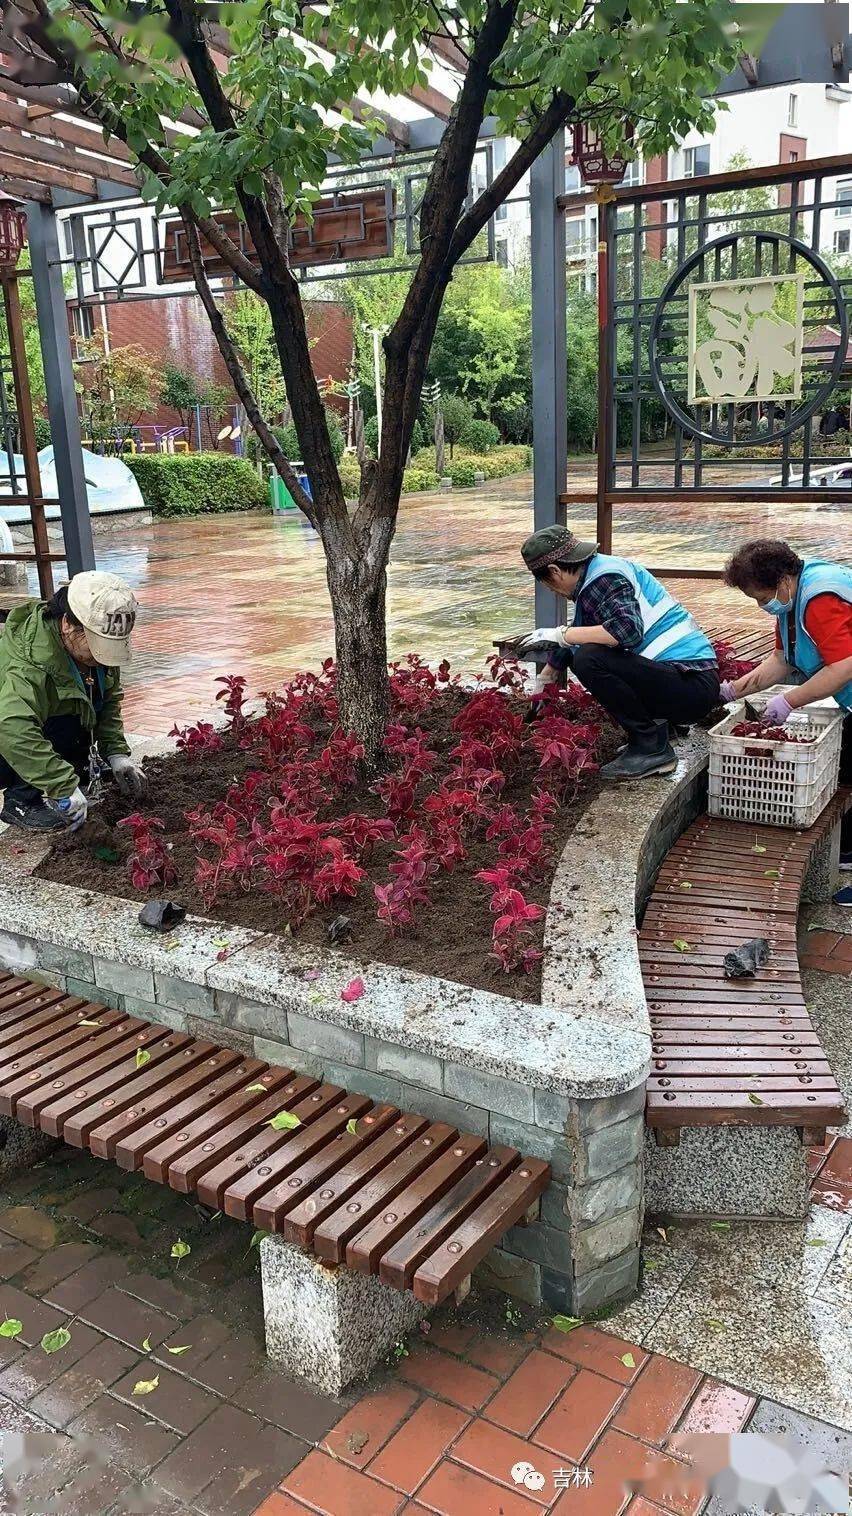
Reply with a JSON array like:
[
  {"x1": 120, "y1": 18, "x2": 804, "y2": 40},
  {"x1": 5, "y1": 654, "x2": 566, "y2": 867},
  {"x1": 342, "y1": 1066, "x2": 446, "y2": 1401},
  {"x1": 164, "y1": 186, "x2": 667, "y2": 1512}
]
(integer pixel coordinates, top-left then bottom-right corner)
[{"x1": 0, "y1": 735, "x2": 709, "y2": 1321}]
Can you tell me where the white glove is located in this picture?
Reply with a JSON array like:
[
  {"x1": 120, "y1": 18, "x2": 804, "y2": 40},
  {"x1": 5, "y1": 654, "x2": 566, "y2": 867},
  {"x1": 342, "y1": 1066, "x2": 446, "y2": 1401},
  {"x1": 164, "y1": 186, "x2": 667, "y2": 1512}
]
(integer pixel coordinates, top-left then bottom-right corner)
[
  {"x1": 108, "y1": 754, "x2": 147, "y2": 798},
  {"x1": 45, "y1": 786, "x2": 88, "y2": 830},
  {"x1": 513, "y1": 626, "x2": 568, "y2": 657},
  {"x1": 532, "y1": 666, "x2": 559, "y2": 695}
]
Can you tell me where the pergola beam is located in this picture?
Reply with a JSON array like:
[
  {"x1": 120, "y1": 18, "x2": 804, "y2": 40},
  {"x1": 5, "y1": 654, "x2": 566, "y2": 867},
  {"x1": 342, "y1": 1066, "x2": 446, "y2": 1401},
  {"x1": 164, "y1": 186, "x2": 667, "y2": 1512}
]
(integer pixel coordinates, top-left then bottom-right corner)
[{"x1": 0, "y1": 121, "x2": 138, "y2": 189}]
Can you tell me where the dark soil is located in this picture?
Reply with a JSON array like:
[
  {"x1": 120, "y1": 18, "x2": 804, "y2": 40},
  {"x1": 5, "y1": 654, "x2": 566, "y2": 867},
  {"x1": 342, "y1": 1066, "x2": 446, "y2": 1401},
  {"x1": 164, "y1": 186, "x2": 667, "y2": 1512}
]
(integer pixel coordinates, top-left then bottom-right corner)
[{"x1": 36, "y1": 689, "x2": 618, "y2": 1000}]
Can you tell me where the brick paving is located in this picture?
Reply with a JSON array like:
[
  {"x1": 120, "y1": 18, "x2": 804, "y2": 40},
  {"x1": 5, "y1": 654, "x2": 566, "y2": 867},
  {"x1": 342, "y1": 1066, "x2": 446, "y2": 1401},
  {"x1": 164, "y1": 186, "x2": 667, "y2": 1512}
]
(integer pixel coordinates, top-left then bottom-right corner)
[{"x1": 80, "y1": 475, "x2": 848, "y2": 737}]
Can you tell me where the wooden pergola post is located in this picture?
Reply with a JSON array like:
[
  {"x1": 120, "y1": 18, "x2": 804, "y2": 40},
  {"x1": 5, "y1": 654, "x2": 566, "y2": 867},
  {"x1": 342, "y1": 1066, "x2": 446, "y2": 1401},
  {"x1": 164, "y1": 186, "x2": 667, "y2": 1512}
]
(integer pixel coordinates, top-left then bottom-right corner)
[{"x1": 1, "y1": 270, "x2": 53, "y2": 599}]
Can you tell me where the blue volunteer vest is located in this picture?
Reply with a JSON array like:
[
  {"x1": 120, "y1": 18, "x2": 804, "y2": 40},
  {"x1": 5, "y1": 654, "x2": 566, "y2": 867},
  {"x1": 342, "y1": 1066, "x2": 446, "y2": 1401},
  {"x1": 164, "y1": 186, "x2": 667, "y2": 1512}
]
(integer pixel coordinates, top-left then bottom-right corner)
[
  {"x1": 573, "y1": 554, "x2": 716, "y2": 664},
  {"x1": 776, "y1": 559, "x2": 852, "y2": 713}
]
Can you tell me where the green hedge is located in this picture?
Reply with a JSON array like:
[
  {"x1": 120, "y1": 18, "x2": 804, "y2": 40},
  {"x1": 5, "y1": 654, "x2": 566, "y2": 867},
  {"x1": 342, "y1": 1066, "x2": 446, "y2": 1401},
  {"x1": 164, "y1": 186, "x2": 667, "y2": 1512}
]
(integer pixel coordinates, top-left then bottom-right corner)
[
  {"x1": 403, "y1": 466, "x2": 440, "y2": 492},
  {"x1": 125, "y1": 453, "x2": 266, "y2": 517}
]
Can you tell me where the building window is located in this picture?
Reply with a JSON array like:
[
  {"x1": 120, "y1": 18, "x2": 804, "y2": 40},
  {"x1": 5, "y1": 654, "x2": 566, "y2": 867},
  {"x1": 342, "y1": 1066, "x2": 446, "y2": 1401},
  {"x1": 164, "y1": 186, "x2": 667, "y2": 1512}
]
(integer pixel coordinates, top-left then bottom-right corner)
[
  {"x1": 617, "y1": 159, "x2": 642, "y2": 188},
  {"x1": 564, "y1": 163, "x2": 581, "y2": 193},
  {"x1": 495, "y1": 239, "x2": 509, "y2": 267},
  {"x1": 788, "y1": 150, "x2": 799, "y2": 163},
  {"x1": 835, "y1": 228, "x2": 851, "y2": 254},
  {"x1": 788, "y1": 92, "x2": 798, "y2": 127},
  {"x1": 683, "y1": 144, "x2": 711, "y2": 179},
  {"x1": 495, "y1": 201, "x2": 508, "y2": 222},
  {"x1": 72, "y1": 305, "x2": 94, "y2": 340},
  {"x1": 837, "y1": 179, "x2": 852, "y2": 215}
]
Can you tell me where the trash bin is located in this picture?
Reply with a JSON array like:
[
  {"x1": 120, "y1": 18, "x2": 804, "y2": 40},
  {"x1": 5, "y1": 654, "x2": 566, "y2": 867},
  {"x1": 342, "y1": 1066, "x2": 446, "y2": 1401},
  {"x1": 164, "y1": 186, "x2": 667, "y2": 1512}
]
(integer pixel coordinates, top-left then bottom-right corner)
[{"x1": 269, "y1": 471, "x2": 296, "y2": 512}]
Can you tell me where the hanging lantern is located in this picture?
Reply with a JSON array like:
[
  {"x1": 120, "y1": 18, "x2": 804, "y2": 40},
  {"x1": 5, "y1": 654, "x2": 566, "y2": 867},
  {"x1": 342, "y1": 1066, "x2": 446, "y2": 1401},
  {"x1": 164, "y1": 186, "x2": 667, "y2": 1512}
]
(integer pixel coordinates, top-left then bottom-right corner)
[
  {"x1": 0, "y1": 192, "x2": 27, "y2": 271},
  {"x1": 570, "y1": 123, "x2": 632, "y2": 187}
]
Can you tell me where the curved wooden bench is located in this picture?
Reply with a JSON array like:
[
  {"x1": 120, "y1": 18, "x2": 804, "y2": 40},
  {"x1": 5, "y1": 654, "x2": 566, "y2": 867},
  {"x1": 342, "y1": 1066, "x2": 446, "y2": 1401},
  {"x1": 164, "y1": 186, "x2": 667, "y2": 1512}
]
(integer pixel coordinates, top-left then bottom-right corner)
[
  {"x1": 0, "y1": 972, "x2": 548, "y2": 1307},
  {"x1": 640, "y1": 789, "x2": 850, "y2": 1147}
]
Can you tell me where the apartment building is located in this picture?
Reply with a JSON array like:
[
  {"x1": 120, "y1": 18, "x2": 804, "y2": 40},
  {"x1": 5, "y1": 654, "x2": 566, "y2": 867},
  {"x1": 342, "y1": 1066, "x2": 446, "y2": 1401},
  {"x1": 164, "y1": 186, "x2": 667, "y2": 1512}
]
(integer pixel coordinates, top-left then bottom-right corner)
[{"x1": 493, "y1": 81, "x2": 852, "y2": 273}]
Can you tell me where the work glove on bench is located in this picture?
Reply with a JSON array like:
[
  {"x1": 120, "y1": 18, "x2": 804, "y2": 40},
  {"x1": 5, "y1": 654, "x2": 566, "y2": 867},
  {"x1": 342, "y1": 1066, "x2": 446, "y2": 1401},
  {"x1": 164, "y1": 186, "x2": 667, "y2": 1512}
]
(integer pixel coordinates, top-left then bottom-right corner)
[
  {"x1": 108, "y1": 754, "x2": 148, "y2": 798},
  {"x1": 505, "y1": 626, "x2": 568, "y2": 658}
]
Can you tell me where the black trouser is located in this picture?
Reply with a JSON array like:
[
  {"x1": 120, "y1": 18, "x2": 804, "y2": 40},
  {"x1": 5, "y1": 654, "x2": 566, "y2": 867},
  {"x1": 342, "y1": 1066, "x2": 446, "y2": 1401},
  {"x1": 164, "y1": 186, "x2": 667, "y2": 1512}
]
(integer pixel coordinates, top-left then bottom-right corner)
[
  {"x1": 836, "y1": 712, "x2": 842, "y2": 855},
  {"x1": 571, "y1": 645, "x2": 720, "y2": 746},
  {"x1": 0, "y1": 714, "x2": 90, "y2": 808}
]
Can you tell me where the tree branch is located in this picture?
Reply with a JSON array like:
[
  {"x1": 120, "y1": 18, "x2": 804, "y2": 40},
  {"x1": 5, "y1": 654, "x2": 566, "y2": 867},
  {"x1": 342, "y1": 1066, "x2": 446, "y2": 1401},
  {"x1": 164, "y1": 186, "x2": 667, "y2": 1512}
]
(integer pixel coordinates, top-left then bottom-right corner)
[{"x1": 181, "y1": 214, "x2": 317, "y2": 527}]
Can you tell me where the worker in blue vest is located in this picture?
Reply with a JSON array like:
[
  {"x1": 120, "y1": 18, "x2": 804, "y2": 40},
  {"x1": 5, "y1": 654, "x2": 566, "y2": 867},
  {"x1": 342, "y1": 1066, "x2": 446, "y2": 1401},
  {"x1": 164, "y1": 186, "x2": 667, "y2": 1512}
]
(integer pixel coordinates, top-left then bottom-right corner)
[
  {"x1": 510, "y1": 525, "x2": 720, "y2": 779},
  {"x1": 722, "y1": 539, "x2": 852, "y2": 902}
]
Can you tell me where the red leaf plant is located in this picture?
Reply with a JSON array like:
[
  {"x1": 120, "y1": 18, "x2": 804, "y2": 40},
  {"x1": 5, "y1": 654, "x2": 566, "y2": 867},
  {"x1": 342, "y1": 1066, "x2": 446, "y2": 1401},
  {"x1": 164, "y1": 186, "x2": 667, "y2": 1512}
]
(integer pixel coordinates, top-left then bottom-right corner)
[
  {"x1": 215, "y1": 674, "x2": 248, "y2": 734},
  {"x1": 169, "y1": 720, "x2": 223, "y2": 758},
  {"x1": 117, "y1": 813, "x2": 176, "y2": 892},
  {"x1": 712, "y1": 641, "x2": 758, "y2": 684},
  {"x1": 475, "y1": 867, "x2": 544, "y2": 974}
]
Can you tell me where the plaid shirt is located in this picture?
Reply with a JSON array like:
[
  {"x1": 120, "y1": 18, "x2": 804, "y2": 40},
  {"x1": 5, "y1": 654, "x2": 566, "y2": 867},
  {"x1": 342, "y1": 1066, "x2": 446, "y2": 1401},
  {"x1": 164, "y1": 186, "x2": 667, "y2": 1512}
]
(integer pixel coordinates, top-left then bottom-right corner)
[{"x1": 548, "y1": 565, "x2": 716, "y2": 669}]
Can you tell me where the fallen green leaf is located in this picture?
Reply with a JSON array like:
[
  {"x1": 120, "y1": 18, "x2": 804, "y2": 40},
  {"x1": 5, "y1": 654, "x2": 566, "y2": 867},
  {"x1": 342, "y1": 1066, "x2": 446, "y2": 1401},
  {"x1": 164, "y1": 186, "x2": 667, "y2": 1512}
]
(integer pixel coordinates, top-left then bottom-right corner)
[
  {"x1": 679, "y1": 881, "x2": 692, "y2": 890},
  {"x1": 804, "y1": 1238, "x2": 827, "y2": 1248},
  {"x1": 167, "y1": 1345, "x2": 191, "y2": 1355},
  {"x1": 268, "y1": 1110, "x2": 301, "y2": 1132},
  {"x1": 212, "y1": 938, "x2": 230, "y2": 948},
  {"x1": 706, "y1": 1319, "x2": 726, "y2": 1331},
  {"x1": 247, "y1": 1229, "x2": 268, "y2": 1254},
  {"x1": 709, "y1": 1221, "x2": 731, "y2": 1232},
  {"x1": 345, "y1": 1119, "x2": 358, "y2": 1136},
  {"x1": 0, "y1": 1318, "x2": 22, "y2": 1339},
  {"x1": 656, "y1": 1226, "x2": 668, "y2": 1242},
  {"x1": 672, "y1": 938, "x2": 691, "y2": 952},
  {"x1": 170, "y1": 1239, "x2": 191, "y2": 1261},
  {"x1": 133, "y1": 1375, "x2": 159, "y2": 1396},
  {"x1": 245, "y1": 1084, "x2": 268, "y2": 1093},
  {"x1": 764, "y1": 869, "x2": 780, "y2": 879},
  {"x1": 78, "y1": 1019, "x2": 101, "y2": 1028},
  {"x1": 135, "y1": 1048, "x2": 151, "y2": 1070},
  {"x1": 752, "y1": 844, "x2": 767, "y2": 854},
  {"x1": 94, "y1": 844, "x2": 119, "y2": 863},
  {"x1": 643, "y1": 1261, "x2": 660, "y2": 1273},
  {"x1": 748, "y1": 1093, "x2": 764, "y2": 1106},
  {"x1": 550, "y1": 1314, "x2": 581, "y2": 1334},
  {"x1": 620, "y1": 1352, "x2": 636, "y2": 1368},
  {"x1": 41, "y1": 1327, "x2": 71, "y2": 1355},
  {"x1": 141, "y1": 1336, "x2": 151, "y2": 1352}
]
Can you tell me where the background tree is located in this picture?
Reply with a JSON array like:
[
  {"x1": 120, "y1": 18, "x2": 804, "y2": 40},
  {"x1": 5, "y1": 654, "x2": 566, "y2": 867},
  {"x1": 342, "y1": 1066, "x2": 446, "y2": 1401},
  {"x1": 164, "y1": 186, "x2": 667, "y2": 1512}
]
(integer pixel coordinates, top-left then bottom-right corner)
[
  {"x1": 75, "y1": 338, "x2": 158, "y2": 454},
  {"x1": 22, "y1": 0, "x2": 737, "y2": 760},
  {"x1": 159, "y1": 362, "x2": 198, "y2": 438}
]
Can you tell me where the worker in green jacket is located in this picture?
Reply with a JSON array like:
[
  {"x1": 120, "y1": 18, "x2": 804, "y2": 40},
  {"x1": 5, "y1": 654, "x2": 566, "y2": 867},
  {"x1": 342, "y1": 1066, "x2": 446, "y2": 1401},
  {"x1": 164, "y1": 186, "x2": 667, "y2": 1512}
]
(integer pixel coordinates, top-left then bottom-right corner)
[{"x1": 0, "y1": 571, "x2": 146, "y2": 832}]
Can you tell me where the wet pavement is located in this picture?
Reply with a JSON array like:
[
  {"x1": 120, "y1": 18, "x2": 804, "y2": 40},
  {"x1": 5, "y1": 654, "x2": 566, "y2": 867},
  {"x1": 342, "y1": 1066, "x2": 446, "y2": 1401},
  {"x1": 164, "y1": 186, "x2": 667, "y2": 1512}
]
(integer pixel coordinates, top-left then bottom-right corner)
[{"x1": 73, "y1": 470, "x2": 850, "y2": 736}]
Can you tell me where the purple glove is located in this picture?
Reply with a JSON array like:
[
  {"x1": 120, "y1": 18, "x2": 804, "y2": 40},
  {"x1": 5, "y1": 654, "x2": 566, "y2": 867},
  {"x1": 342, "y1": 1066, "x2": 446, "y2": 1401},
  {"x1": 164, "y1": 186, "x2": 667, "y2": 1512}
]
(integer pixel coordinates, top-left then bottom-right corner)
[
  {"x1": 719, "y1": 680, "x2": 737, "y2": 703},
  {"x1": 762, "y1": 692, "x2": 793, "y2": 726}
]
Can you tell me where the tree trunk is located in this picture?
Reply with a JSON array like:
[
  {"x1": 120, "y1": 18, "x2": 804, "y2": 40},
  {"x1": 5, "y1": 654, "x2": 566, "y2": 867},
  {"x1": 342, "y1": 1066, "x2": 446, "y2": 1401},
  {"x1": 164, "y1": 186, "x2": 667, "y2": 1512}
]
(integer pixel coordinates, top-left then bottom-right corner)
[{"x1": 326, "y1": 543, "x2": 390, "y2": 767}]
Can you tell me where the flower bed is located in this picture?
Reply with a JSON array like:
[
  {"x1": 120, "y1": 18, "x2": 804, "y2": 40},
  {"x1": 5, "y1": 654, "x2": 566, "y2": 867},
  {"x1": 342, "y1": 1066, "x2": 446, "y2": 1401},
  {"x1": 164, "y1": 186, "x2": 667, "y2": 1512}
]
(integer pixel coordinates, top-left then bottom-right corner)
[{"x1": 36, "y1": 657, "x2": 619, "y2": 1000}]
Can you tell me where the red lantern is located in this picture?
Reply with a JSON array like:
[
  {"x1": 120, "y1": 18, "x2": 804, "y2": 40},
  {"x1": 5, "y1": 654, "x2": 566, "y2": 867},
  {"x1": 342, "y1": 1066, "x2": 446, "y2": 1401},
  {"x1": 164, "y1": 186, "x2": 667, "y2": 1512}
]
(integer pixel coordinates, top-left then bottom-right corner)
[
  {"x1": 571, "y1": 122, "x2": 633, "y2": 186},
  {"x1": 0, "y1": 192, "x2": 27, "y2": 271}
]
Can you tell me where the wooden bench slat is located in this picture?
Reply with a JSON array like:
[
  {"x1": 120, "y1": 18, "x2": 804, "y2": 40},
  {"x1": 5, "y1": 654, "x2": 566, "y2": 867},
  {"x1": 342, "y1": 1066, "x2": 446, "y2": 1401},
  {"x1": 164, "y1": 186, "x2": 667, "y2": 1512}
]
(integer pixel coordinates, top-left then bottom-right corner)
[
  {"x1": 195, "y1": 1081, "x2": 346, "y2": 1210},
  {"x1": 3, "y1": 1010, "x2": 130, "y2": 1121},
  {"x1": 0, "y1": 994, "x2": 90, "y2": 1055},
  {"x1": 0, "y1": 1010, "x2": 133, "y2": 1112},
  {"x1": 345, "y1": 1134, "x2": 487, "y2": 1274},
  {"x1": 61, "y1": 1041, "x2": 232, "y2": 1148},
  {"x1": 164, "y1": 1074, "x2": 317, "y2": 1195},
  {"x1": 0, "y1": 983, "x2": 73, "y2": 1027},
  {"x1": 37, "y1": 1029, "x2": 192, "y2": 1139},
  {"x1": 281, "y1": 1114, "x2": 434, "y2": 1249},
  {"x1": 222, "y1": 1091, "x2": 374, "y2": 1222},
  {"x1": 653, "y1": 1032, "x2": 823, "y2": 1048},
  {"x1": 251, "y1": 1103, "x2": 402, "y2": 1232},
  {"x1": 93, "y1": 1051, "x2": 252, "y2": 1163},
  {"x1": 412, "y1": 1159, "x2": 551, "y2": 1306},
  {"x1": 379, "y1": 1147, "x2": 521, "y2": 1292},
  {"x1": 310, "y1": 1122, "x2": 465, "y2": 1263}
]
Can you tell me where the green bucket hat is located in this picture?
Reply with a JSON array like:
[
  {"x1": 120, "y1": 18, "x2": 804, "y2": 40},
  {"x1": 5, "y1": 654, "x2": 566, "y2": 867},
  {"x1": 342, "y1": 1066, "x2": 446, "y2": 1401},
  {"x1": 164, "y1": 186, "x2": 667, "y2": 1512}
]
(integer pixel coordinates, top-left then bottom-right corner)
[{"x1": 521, "y1": 525, "x2": 599, "y2": 574}]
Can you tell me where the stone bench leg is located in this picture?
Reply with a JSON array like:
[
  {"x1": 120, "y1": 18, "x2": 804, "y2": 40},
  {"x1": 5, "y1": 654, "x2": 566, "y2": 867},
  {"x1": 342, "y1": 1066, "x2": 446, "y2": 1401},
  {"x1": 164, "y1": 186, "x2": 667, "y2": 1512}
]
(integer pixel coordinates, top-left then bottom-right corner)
[
  {"x1": 0, "y1": 1117, "x2": 58, "y2": 1180},
  {"x1": 260, "y1": 1235, "x2": 429, "y2": 1395}
]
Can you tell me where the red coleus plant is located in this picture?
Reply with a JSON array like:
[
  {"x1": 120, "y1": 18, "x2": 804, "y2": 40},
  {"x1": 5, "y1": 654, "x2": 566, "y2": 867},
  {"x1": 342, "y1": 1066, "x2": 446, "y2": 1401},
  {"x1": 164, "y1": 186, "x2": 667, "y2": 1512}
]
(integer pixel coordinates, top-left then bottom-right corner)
[
  {"x1": 215, "y1": 674, "x2": 248, "y2": 734},
  {"x1": 713, "y1": 641, "x2": 758, "y2": 684},
  {"x1": 169, "y1": 720, "x2": 223, "y2": 758},
  {"x1": 475, "y1": 866, "x2": 544, "y2": 973},
  {"x1": 118, "y1": 813, "x2": 176, "y2": 892}
]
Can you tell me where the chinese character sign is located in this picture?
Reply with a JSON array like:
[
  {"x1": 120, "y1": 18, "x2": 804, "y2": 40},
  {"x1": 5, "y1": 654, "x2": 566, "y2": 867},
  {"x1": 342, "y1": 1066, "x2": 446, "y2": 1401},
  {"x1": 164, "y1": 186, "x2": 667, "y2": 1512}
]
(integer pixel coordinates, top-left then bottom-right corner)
[{"x1": 687, "y1": 274, "x2": 804, "y2": 405}]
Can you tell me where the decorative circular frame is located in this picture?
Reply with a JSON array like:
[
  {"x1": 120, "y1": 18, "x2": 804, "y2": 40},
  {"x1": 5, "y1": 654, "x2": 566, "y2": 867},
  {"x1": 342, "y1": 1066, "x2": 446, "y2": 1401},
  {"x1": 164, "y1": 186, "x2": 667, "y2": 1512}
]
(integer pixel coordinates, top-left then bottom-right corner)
[{"x1": 648, "y1": 231, "x2": 849, "y2": 447}]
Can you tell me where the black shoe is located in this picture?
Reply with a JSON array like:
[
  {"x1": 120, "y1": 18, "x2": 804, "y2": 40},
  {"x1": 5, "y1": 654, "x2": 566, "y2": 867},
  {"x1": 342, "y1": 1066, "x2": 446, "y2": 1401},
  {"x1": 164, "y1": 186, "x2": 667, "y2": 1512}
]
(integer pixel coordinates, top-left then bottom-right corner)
[
  {"x1": 0, "y1": 798, "x2": 67, "y2": 831},
  {"x1": 839, "y1": 850, "x2": 852, "y2": 873}
]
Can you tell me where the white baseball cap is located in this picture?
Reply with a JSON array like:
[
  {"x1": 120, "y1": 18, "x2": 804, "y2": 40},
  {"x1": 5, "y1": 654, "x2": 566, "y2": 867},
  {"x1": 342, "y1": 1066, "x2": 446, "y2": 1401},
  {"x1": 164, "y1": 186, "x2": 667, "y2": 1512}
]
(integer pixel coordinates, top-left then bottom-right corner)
[{"x1": 66, "y1": 571, "x2": 138, "y2": 667}]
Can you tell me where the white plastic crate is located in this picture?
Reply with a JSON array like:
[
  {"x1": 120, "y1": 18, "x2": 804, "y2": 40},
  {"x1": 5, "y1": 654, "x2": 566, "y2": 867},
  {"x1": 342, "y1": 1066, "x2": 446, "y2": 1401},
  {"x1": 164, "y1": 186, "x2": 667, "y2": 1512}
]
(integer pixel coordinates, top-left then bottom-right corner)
[{"x1": 708, "y1": 701, "x2": 844, "y2": 829}]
